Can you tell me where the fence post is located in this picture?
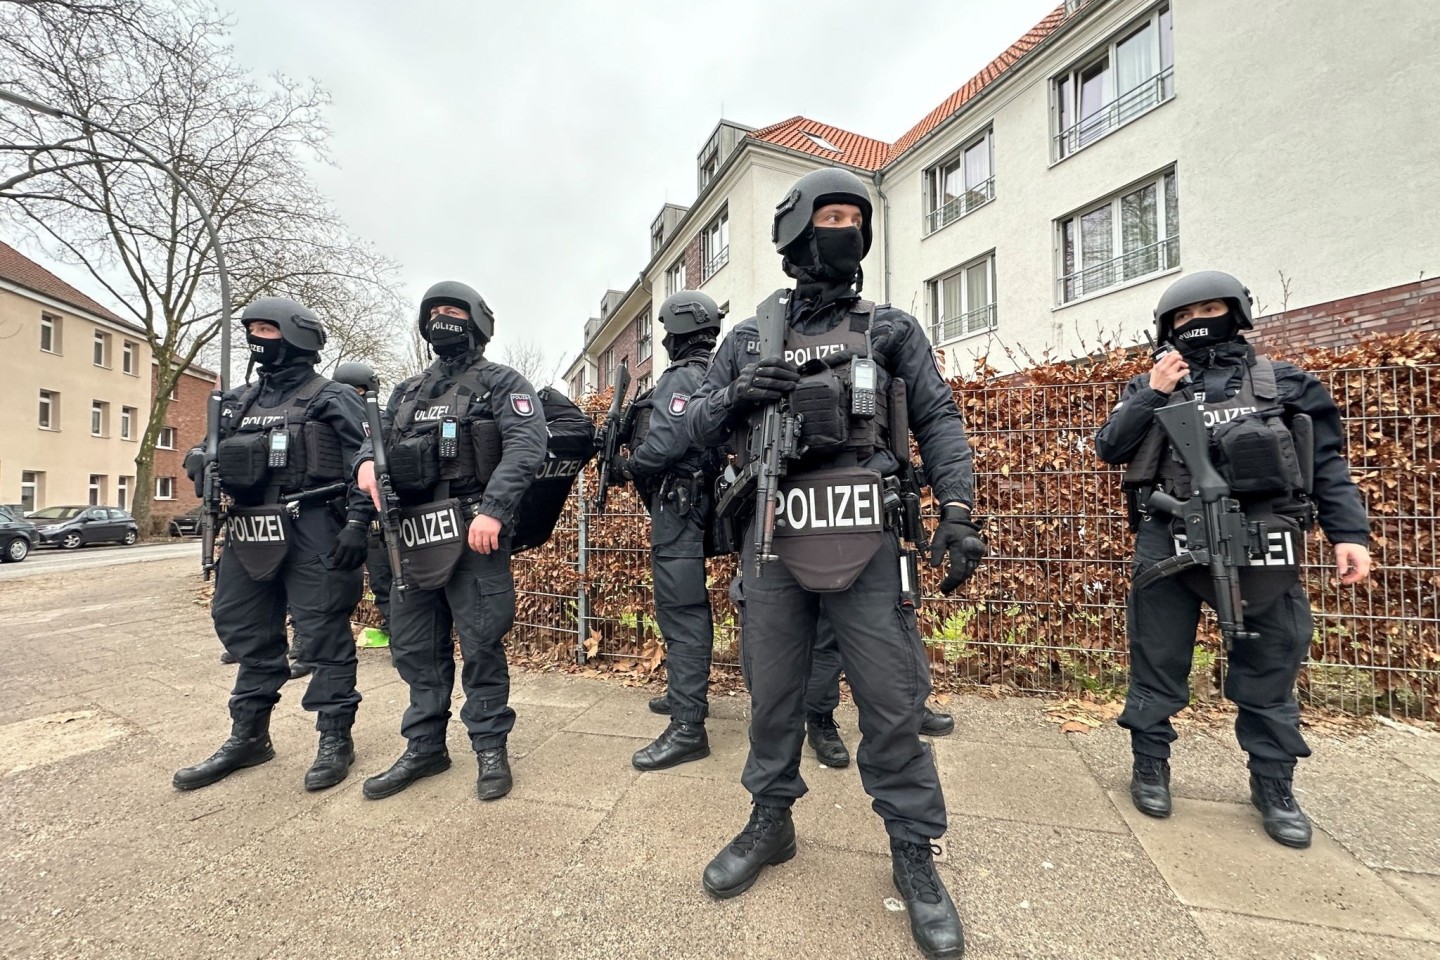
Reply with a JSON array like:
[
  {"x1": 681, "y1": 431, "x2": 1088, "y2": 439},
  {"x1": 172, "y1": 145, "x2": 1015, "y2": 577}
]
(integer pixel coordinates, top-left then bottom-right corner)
[{"x1": 576, "y1": 474, "x2": 590, "y2": 665}]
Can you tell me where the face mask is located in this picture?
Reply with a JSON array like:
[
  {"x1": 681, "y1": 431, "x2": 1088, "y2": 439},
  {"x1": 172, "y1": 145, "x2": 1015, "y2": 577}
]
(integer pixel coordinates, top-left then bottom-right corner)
[
  {"x1": 810, "y1": 226, "x2": 864, "y2": 282},
  {"x1": 247, "y1": 332, "x2": 285, "y2": 368},
  {"x1": 426, "y1": 316, "x2": 471, "y2": 358},
  {"x1": 1172, "y1": 310, "x2": 1237, "y2": 356}
]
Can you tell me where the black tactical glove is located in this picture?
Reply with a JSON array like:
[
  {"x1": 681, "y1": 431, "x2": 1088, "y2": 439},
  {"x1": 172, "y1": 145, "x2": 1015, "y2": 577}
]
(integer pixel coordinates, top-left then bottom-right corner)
[
  {"x1": 929, "y1": 504, "x2": 986, "y2": 594},
  {"x1": 724, "y1": 356, "x2": 800, "y2": 411},
  {"x1": 612, "y1": 455, "x2": 634, "y2": 482},
  {"x1": 325, "y1": 520, "x2": 370, "y2": 571},
  {"x1": 184, "y1": 447, "x2": 206, "y2": 497}
]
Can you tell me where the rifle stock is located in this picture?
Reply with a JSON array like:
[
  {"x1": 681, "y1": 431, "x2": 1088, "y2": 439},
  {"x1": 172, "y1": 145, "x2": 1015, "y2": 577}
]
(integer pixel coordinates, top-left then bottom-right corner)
[
  {"x1": 594, "y1": 361, "x2": 631, "y2": 515},
  {"x1": 199, "y1": 388, "x2": 223, "y2": 580}
]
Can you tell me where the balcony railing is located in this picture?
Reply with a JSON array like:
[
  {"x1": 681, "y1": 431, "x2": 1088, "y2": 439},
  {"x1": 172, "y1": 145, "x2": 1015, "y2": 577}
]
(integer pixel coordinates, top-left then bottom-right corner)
[
  {"x1": 1059, "y1": 235, "x2": 1179, "y2": 303},
  {"x1": 924, "y1": 177, "x2": 996, "y2": 236},
  {"x1": 932, "y1": 303, "x2": 997, "y2": 344},
  {"x1": 703, "y1": 245, "x2": 729, "y2": 281},
  {"x1": 1055, "y1": 67, "x2": 1175, "y2": 159}
]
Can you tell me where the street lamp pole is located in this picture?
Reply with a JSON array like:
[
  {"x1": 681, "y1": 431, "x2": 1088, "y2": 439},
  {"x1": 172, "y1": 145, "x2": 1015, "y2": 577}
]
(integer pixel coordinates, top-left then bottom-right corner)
[{"x1": 0, "y1": 88, "x2": 234, "y2": 389}]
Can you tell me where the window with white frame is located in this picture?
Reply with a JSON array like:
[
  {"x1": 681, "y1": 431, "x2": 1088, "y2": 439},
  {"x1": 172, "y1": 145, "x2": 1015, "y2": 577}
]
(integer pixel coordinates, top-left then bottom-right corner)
[
  {"x1": 93, "y1": 329, "x2": 111, "y2": 367},
  {"x1": 651, "y1": 223, "x2": 665, "y2": 256},
  {"x1": 634, "y1": 373, "x2": 653, "y2": 394},
  {"x1": 122, "y1": 340, "x2": 137, "y2": 375},
  {"x1": 636, "y1": 309, "x2": 653, "y2": 363},
  {"x1": 40, "y1": 313, "x2": 60, "y2": 353},
  {"x1": 1059, "y1": 169, "x2": 1179, "y2": 303},
  {"x1": 158, "y1": 425, "x2": 177, "y2": 449},
  {"x1": 601, "y1": 347, "x2": 616, "y2": 390},
  {"x1": 38, "y1": 389, "x2": 58, "y2": 429},
  {"x1": 1054, "y1": 4, "x2": 1174, "y2": 159},
  {"x1": 120, "y1": 406, "x2": 136, "y2": 440},
  {"x1": 929, "y1": 255, "x2": 997, "y2": 344},
  {"x1": 117, "y1": 476, "x2": 131, "y2": 511},
  {"x1": 91, "y1": 400, "x2": 109, "y2": 437},
  {"x1": 703, "y1": 209, "x2": 729, "y2": 280},
  {"x1": 88, "y1": 474, "x2": 105, "y2": 506},
  {"x1": 155, "y1": 476, "x2": 175, "y2": 500},
  {"x1": 924, "y1": 129, "x2": 995, "y2": 235},
  {"x1": 666, "y1": 258, "x2": 687, "y2": 297},
  {"x1": 699, "y1": 147, "x2": 720, "y2": 189},
  {"x1": 20, "y1": 471, "x2": 42, "y2": 513}
]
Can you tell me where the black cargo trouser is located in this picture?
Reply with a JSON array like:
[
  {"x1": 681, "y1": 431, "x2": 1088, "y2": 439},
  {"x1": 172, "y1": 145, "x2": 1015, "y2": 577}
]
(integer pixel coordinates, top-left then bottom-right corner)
[
  {"x1": 211, "y1": 507, "x2": 363, "y2": 732},
  {"x1": 739, "y1": 530, "x2": 945, "y2": 843},
  {"x1": 1118, "y1": 518, "x2": 1314, "y2": 778},
  {"x1": 389, "y1": 539, "x2": 516, "y2": 753},
  {"x1": 651, "y1": 491, "x2": 714, "y2": 725}
]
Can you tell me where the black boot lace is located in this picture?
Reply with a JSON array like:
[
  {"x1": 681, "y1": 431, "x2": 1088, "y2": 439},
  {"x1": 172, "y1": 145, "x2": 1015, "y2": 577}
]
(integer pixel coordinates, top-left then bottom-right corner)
[
  {"x1": 895, "y1": 841, "x2": 944, "y2": 905},
  {"x1": 1133, "y1": 756, "x2": 1168, "y2": 783},
  {"x1": 812, "y1": 713, "x2": 841, "y2": 741},
  {"x1": 1258, "y1": 776, "x2": 1298, "y2": 812},
  {"x1": 729, "y1": 806, "x2": 785, "y2": 856},
  {"x1": 315, "y1": 733, "x2": 349, "y2": 765}
]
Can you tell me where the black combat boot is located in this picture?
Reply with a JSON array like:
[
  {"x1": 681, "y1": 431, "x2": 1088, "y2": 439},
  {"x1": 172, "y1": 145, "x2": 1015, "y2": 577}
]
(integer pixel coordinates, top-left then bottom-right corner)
[
  {"x1": 1130, "y1": 755, "x2": 1172, "y2": 818},
  {"x1": 476, "y1": 746, "x2": 512, "y2": 801},
  {"x1": 920, "y1": 706, "x2": 956, "y2": 737},
  {"x1": 891, "y1": 839, "x2": 966, "y2": 960},
  {"x1": 362, "y1": 745, "x2": 451, "y2": 800},
  {"x1": 807, "y1": 712, "x2": 851, "y2": 768},
  {"x1": 1250, "y1": 772, "x2": 1312, "y2": 849},
  {"x1": 172, "y1": 715, "x2": 275, "y2": 790},
  {"x1": 648, "y1": 694, "x2": 672, "y2": 716},
  {"x1": 703, "y1": 804, "x2": 796, "y2": 899},
  {"x1": 218, "y1": 649, "x2": 237, "y2": 665},
  {"x1": 287, "y1": 637, "x2": 313, "y2": 679},
  {"x1": 632, "y1": 720, "x2": 709, "y2": 771},
  {"x1": 303, "y1": 729, "x2": 355, "y2": 791}
]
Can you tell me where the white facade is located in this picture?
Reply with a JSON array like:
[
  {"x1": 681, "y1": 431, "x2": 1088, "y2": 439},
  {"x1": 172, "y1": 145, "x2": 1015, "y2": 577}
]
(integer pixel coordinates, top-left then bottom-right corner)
[{"x1": 884, "y1": 0, "x2": 1440, "y2": 373}]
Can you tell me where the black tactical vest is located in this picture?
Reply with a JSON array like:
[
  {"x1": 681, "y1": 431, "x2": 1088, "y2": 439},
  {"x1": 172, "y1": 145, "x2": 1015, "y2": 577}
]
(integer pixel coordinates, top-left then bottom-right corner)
[
  {"x1": 629, "y1": 355, "x2": 710, "y2": 464},
  {"x1": 387, "y1": 365, "x2": 503, "y2": 496},
  {"x1": 780, "y1": 301, "x2": 889, "y2": 468},
  {"x1": 216, "y1": 373, "x2": 344, "y2": 500}
]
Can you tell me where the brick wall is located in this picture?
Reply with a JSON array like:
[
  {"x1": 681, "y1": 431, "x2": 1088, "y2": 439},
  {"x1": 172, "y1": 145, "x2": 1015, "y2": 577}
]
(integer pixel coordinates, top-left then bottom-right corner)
[
  {"x1": 149, "y1": 366, "x2": 207, "y2": 523},
  {"x1": 1250, "y1": 277, "x2": 1440, "y2": 351}
]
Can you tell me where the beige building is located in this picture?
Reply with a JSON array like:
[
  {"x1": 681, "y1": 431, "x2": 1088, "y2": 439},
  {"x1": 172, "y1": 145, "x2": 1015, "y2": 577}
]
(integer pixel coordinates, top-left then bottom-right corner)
[{"x1": 0, "y1": 241, "x2": 154, "y2": 513}]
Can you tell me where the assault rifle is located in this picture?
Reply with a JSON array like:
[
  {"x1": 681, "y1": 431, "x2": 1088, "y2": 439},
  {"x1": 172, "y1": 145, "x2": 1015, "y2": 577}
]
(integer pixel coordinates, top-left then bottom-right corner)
[
  {"x1": 199, "y1": 385, "x2": 223, "y2": 580},
  {"x1": 333, "y1": 363, "x2": 407, "y2": 602},
  {"x1": 593, "y1": 361, "x2": 631, "y2": 515},
  {"x1": 1135, "y1": 397, "x2": 1259, "y2": 650},
  {"x1": 885, "y1": 378, "x2": 929, "y2": 607}
]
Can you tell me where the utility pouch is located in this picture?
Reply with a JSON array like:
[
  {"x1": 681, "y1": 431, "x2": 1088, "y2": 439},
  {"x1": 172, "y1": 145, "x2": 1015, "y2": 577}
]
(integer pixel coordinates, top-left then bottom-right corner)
[
  {"x1": 470, "y1": 419, "x2": 503, "y2": 487},
  {"x1": 791, "y1": 373, "x2": 847, "y2": 449},
  {"x1": 389, "y1": 433, "x2": 440, "y2": 493},
  {"x1": 217, "y1": 432, "x2": 272, "y2": 492}
]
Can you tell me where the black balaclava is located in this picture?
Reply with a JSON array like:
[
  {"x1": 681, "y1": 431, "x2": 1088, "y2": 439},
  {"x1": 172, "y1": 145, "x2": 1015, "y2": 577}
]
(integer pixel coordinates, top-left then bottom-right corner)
[
  {"x1": 425, "y1": 314, "x2": 473, "y2": 359},
  {"x1": 663, "y1": 329, "x2": 717, "y2": 363},
  {"x1": 247, "y1": 330, "x2": 284, "y2": 368},
  {"x1": 783, "y1": 226, "x2": 864, "y2": 310},
  {"x1": 1172, "y1": 310, "x2": 1239, "y2": 357}
]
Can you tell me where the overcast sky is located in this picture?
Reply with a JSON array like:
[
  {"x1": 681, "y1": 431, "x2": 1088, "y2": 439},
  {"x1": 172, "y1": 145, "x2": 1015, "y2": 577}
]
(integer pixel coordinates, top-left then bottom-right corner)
[{"x1": 219, "y1": 0, "x2": 1060, "y2": 378}]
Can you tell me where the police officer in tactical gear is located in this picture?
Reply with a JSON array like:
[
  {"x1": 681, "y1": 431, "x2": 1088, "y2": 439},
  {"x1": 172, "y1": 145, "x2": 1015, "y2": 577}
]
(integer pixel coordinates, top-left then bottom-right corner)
[
  {"x1": 611, "y1": 289, "x2": 723, "y2": 771},
  {"x1": 336, "y1": 361, "x2": 395, "y2": 643},
  {"x1": 173, "y1": 298, "x2": 373, "y2": 792},
  {"x1": 355, "y1": 281, "x2": 546, "y2": 802},
  {"x1": 1097, "y1": 270, "x2": 1371, "y2": 849},
  {"x1": 687, "y1": 167, "x2": 982, "y2": 960}
]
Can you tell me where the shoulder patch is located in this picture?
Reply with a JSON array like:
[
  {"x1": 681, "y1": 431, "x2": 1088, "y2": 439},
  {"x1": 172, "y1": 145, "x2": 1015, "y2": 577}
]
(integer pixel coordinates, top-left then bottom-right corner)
[
  {"x1": 668, "y1": 393, "x2": 690, "y2": 416},
  {"x1": 744, "y1": 339, "x2": 760, "y2": 355},
  {"x1": 510, "y1": 393, "x2": 535, "y2": 417}
]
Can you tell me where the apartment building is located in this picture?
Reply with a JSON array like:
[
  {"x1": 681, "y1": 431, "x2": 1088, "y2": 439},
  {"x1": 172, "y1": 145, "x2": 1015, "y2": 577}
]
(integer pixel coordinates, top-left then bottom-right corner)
[
  {"x1": 569, "y1": 0, "x2": 1440, "y2": 383},
  {"x1": 148, "y1": 358, "x2": 215, "y2": 526},
  {"x1": 0, "y1": 240, "x2": 154, "y2": 512}
]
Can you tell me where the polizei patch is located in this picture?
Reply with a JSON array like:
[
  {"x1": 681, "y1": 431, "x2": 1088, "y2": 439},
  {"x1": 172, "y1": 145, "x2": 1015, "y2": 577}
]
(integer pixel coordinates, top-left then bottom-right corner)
[
  {"x1": 228, "y1": 512, "x2": 288, "y2": 543},
  {"x1": 773, "y1": 477, "x2": 885, "y2": 535},
  {"x1": 399, "y1": 505, "x2": 463, "y2": 550},
  {"x1": 668, "y1": 393, "x2": 690, "y2": 416},
  {"x1": 510, "y1": 393, "x2": 535, "y2": 417}
]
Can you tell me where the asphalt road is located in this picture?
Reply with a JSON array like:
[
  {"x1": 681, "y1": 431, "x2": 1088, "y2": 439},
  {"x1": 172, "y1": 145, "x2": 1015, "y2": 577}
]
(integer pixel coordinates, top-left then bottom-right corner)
[{"x1": 0, "y1": 538, "x2": 199, "y2": 581}]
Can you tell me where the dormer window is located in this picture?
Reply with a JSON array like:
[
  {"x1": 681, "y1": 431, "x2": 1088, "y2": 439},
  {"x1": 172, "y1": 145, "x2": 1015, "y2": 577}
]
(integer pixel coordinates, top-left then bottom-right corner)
[{"x1": 802, "y1": 132, "x2": 841, "y2": 152}]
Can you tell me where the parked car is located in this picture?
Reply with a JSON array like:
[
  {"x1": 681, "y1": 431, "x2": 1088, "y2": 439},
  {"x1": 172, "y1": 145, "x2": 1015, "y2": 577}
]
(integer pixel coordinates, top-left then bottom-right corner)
[
  {"x1": 168, "y1": 505, "x2": 204, "y2": 538},
  {"x1": 0, "y1": 505, "x2": 37, "y2": 562},
  {"x1": 29, "y1": 505, "x2": 140, "y2": 549}
]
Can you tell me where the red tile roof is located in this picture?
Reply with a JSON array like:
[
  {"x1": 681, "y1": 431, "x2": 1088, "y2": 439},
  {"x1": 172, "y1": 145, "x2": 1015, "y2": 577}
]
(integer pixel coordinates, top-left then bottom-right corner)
[
  {"x1": 0, "y1": 239, "x2": 141, "y2": 330},
  {"x1": 886, "y1": 5, "x2": 1068, "y2": 163},
  {"x1": 747, "y1": 116, "x2": 892, "y2": 172}
]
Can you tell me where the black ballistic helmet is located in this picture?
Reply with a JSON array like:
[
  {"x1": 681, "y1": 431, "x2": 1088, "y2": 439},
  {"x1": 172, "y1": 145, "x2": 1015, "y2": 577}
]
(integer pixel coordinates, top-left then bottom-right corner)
[
  {"x1": 241, "y1": 296, "x2": 327, "y2": 353},
  {"x1": 658, "y1": 290, "x2": 723, "y2": 336},
  {"x1": 332, "y1": 361, "x2": 379, "y2": 394},
  {"x1": 419, "y1": 280, "x2": 495, "y2": 342},
  {"x1": 771, "y1": 167, "x2": 874, "y2": 258},
  {"x1": 1154, "y1": 271, "x2": 1254, "y2": 343}
]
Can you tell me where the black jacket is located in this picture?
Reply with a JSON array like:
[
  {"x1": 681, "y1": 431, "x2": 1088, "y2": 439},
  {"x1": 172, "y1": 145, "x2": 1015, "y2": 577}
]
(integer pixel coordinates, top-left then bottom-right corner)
[
  {"x1": 1095, "y1": 341, "x2": 1369, "y2": 545},
  {"x1": 629, "y1": 354, "x2": 709, "y2": 480},
  {"x1": 686, "y1": 293, "x2": 975, "y2": 507}
]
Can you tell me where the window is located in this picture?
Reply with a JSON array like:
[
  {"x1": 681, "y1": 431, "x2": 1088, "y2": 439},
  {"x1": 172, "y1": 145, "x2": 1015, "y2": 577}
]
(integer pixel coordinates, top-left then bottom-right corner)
[
  {"x1": 601, "y1": 347, "x2": 616, "y2": 390},
  {"x1": 38, "y1": 389, "x2": 58, "y2": 429},
  {"x1": 924, "y1": 129, "x2": 995, "y2": 235},
  {"x1": 91, "y1": 400, "x2": 109, "y2": 437},
  {"x1": 40, "y1": 313, "x2": 60, "y2": 353},
  {"x1": 636, "y1": 309, "x2": 653, "y2": 364},
  {"x1": 651, "y1": 222, "x2": 665, "y2": 256},
  {"x1": 155, "y1": 476, "x2": 175, "y2": 500},
  {"x1": 802, "y1": 132, "x2": 841, "y2": 152},
  {"x1": 88, "y1": 475, "x2": 106, "y2": 506},
  {"x1": 1054, "y1": 5, "x2": 1174, "y2": 159},
  {"x1": 167, "y1": 382, "x2": 178, "y2": 401},
  {"x1": 1059, "y1": 169, "x2": 1179, "y2": 303},
  {"x1": 117, "y1": 476, "x2": 131, "y2": 512},
  {"x1": 929, "y1": 255, "x2": 997, "y2": 344},
  {"x1": 699, "y1": 147, "x2": 720, "y2": 189},
  {"x1": 122, "y1": 341, "x2": 137, "y2": 375},
  {"x1": 666, "y1": 258, "x2": 687, "y2": 297},
  {"x1": 634, "y1": 373, "x2": 653, "y2": 394},
  {"x1": 20, "y1": 471, "x2": 42, "y2": 513},
  {"x1": 120, "y1": 406, "x2": 136, "y2": 440},
  {"x1": 93, "y1": 330, "x2": 111, "y2": 367},
  {"x1": 703, "y1": 209, "x2": 730, "y2": 281},
  {"x1": 158, "y1": 425, "x2": 177, "y2": 449}
]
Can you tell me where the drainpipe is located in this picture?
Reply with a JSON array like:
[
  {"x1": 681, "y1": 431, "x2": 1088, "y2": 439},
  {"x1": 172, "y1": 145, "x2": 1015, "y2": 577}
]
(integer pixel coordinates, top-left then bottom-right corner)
[{"x1": 873, "y1": 169, "x2": 891, "y2": 304}]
